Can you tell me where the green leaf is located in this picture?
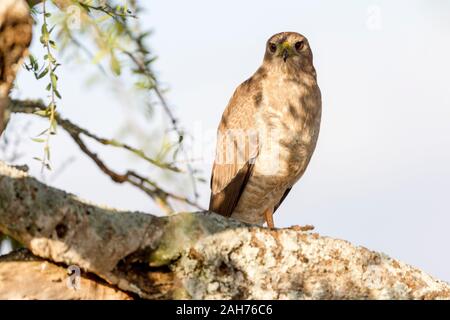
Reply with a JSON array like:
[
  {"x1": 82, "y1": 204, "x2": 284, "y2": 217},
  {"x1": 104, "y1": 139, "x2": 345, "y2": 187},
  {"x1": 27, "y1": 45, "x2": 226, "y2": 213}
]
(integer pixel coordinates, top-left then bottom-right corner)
[
  {"x1": 41, "y1": 23, "x2": 49, "y2": 44},
  {"x1": 34, "y1": 109, "x2": 49, "y2": 117},
  {"x1": 44, "y1": 145, "x2": 51, "y2": 161},
  {"x1": 29, "y1": 55, "x2": 38, "y2": 71},
  {"x1": 37, "y1": 67, "x2": 49, "y2": 79},
  {"x1": 54, "y1": 90, "x2": 62, "y2": 99},
  {"x1": 138, "y1": 31, "x2": 153, "y2": 41},
  {"x1": 31, "y1": 137, "x2": 46, "y2": 143},
  {"x1": 50, "y1": 118, "x2": 58, "y2": 134},
  {"x1": 135, "y1": 80, "x2": 153, "y2": 90},
  {"x1": 144, "y1": 57, "x2": 158, "y2": 66},
  {"x1": 110, "y1": 54, "x2": 121, "y2": 76},
  {"x1": 49, "y1": 40, "x2": 57, "y2": 50},
  {"x1": 51, "y1": 73, "x2": 57, "y2": 90},
  {"x1": 52, "y1": 63, "x2": 61, "y2": 72},
  {"x1": 29, "y1": 54, "x2": 37, "y2": 65}
]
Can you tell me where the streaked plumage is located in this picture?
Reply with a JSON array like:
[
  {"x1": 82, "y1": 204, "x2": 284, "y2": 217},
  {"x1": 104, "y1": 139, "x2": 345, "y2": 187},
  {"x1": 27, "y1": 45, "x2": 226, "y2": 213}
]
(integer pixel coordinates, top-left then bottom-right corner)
[{"x1": 209, "y1": 32, "x2": 322, "y2": 227}]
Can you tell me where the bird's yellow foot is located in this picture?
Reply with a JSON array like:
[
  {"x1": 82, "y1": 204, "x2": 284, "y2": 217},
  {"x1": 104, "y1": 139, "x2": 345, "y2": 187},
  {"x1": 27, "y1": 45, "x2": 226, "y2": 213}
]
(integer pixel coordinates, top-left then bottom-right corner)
[{"x1": 264, "y1": 208, "x2": 275, "y2": 229}]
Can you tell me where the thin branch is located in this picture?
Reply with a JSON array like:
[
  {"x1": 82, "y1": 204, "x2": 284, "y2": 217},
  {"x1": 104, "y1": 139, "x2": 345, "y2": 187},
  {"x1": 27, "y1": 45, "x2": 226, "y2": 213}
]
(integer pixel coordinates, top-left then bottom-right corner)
[
  {"x1": 22, "y1": 0, "x2": 203, "y2": 208},
  {"x1": 10, "y1": 99, "x2": 205, "y2": 212},
  {"x1": 13, "y1": 99, "x2": 180, "y2": 172},
  {"x1": 119, "y1": 13, "x2": 201, "y2": 201},
  {"x1": 66, "y1": 35, "x2": 108, "y2": 75},
  {"x1": 78, "y1": 2, "x2": 137, "y2": 19},
  {"x1": 60, "y1": 117, "x2": 182, "y2": 173},
  {"x1": 40, "y1": 0, "x2": 59, "y2": 171}
]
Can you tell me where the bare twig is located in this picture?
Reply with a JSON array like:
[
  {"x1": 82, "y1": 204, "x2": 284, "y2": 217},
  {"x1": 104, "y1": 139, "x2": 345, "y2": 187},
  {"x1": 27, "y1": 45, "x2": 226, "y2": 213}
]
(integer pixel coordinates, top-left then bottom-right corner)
[
  {"x1": 19, "y1": 1, "x2": 203, "y2": 211},
  {"x1": 10, "y1": 99, "x2": 205, "y2": 212},
  {"x1": 66, "y1": 35, "x2": 108, "y2": 75},
  {"x1": 118, "y1": 7, "x2": 201, "y2": 201}
]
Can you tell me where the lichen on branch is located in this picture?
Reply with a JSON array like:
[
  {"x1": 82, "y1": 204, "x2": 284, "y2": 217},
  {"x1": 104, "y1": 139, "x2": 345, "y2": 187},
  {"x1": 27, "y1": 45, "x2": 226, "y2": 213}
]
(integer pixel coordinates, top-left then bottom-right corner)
[{"x1": 1, "y1": 160, "x2": 449, "y2": 300}]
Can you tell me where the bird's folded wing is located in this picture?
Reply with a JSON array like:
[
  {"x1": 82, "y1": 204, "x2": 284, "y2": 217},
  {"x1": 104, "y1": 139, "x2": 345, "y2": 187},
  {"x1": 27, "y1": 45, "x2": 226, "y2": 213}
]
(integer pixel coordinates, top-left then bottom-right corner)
[
  {"x1": 209, "y1": 80, "x2": 260, "y2": 217},
  {"x1": 209, "y1": 160, "x2": 255, "y2": 217},
  {"x1": 209, "y1": 134, "x2": 258, "y2": 217}
]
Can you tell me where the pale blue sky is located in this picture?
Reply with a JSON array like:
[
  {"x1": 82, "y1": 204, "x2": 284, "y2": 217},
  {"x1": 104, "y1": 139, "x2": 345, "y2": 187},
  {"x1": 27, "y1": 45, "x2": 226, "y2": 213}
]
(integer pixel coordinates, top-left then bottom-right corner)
[{"x1": 2, "y1": 0, "x2": 450, "y2": 282}]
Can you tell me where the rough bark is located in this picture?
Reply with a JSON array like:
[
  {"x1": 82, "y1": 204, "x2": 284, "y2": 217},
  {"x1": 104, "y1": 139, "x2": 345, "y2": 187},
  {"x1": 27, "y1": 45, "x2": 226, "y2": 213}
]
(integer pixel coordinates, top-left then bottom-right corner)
[
  {"x1": 0, "y1": 249, "x2": 132, "y2": 299},
  {"x1": 0, "y1": 0, "x2": 32, "y2": 135},
  {"x1": 0, "y1": 161, "x2": 449, "y2": 300}
]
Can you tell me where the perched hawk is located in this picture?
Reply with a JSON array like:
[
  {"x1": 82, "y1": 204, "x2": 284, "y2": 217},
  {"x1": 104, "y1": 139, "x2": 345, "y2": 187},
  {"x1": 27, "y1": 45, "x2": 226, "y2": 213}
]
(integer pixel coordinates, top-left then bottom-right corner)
[
  {"x1": 209, "y1": 32, "x2": 322, "y2": 228},
  {"x1": 0, "y1": 0, "x2": 32, "y2": 134}
]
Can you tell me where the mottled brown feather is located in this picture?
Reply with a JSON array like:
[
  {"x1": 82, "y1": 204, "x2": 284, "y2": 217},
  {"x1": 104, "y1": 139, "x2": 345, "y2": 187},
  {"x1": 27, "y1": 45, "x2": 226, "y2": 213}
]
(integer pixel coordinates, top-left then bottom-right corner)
[
  {"x1": 210, "y1": 32, "x2": 321, "y2": 226},
  {"x1": 209, "y1": 161, "x2": 254, "y2": 217},
  {"x1": 209, "y1": 69, "x2": 265, "y2": 217}
]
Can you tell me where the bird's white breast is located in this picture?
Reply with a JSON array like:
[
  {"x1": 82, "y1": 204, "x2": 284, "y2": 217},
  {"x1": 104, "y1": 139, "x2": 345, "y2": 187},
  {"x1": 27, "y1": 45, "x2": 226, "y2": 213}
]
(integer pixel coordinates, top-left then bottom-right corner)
[{"x1": 254, "y1": 72, "x2": 321, "y2": 184}]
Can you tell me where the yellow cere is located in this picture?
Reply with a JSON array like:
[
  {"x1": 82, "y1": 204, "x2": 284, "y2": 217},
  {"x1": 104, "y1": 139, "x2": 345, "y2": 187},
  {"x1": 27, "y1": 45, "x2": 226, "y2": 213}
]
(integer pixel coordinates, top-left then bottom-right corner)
[
  {"x1": 281, "y1": 41, "x2": 291, "y2": 49},
  {"x1": 279, "y1": 41, "x2": 295, "y2": 56}
]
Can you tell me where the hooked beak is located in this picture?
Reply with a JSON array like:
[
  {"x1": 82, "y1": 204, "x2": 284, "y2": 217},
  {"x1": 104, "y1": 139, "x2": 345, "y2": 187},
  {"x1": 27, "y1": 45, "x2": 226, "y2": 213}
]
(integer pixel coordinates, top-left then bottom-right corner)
[{"x1": 282, "y1": 49, "x2": 289, "y2": 62}]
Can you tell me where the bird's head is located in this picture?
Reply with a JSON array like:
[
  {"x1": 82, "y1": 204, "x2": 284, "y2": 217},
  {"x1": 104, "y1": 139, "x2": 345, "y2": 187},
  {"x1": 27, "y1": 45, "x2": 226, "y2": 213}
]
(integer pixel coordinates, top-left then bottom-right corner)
[{"x1": 264, "y1": 32, "x2": 315, "y2": 74}]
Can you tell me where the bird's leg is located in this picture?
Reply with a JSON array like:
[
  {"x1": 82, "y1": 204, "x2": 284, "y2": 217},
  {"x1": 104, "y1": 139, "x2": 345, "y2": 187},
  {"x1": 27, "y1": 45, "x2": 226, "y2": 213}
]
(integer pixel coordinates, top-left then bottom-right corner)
[{"x1": 264, "y1": 207, "x2": 275, "y2": 229}]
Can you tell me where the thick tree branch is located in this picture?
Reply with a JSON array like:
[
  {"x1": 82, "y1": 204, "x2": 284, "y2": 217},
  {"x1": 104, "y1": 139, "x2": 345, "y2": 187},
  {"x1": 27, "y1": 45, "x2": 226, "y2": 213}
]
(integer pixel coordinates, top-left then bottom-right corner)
[
  {"x1": 1, "y1": 160, "x2": 449, "y2": 299},
  {"x1": 0, "y1": 160, "x2": 175, "y2": 298},
  {"x1": 0, "y1": 249, "x2": 132, "y2": 299},
  {"x1": 0, "y1": 0, "x2": 32, "y2": 135}
]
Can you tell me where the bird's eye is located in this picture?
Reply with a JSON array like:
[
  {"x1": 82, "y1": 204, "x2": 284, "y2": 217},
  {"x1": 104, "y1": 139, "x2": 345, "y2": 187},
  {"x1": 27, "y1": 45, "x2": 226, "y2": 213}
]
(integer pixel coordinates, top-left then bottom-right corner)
[
  {"x1": 269, "y1": 43, "x2": 277, "y2": 53},
  {"x1": 295, "y1": 41, "x2": 304, "y2": 51}
]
